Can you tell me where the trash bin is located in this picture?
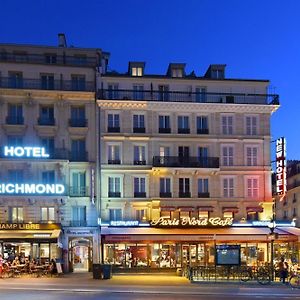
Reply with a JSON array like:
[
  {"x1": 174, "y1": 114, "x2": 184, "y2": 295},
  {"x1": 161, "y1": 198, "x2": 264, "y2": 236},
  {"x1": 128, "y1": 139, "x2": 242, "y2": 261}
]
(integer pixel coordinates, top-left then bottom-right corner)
[
  {"x1": 93, "y1": 264, "x2": 102, "y2": 279},
  {"x1": 101, "y1": 264, "x2": 112, "y2": 279}
]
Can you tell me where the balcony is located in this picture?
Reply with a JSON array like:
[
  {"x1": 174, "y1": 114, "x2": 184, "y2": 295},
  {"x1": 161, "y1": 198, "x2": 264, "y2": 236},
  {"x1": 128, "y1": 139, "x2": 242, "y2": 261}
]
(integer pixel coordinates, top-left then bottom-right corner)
[
  {"x1": 198, "y1": 192, "x2": 210, "y2": 198},
  {"x1": 133, "y1": 127, "x2": 146, "y2": 133},
  {"x1": 108, "y1": 159, "x2": 121, "y2": 165},
  {"x1": 108, "y1": 192, "x2": 121, "y2": 198},
  {"x1": 69, "y1": 118, "x2": 87, "y2": 127},
  {"x1": 159, "y1": 128, "x2": 171, "y2": 134},
  {"x1": 179, "y1": 192, "x2": 191, "y2": 198},
  {"x1": 160, "y1": 192, "x2": 172, "y2": 198},
  {"x1": 38, "y1": 117, "x2": 55, "y2": 126},
  {"x1": 68, "y1": 220, "x2": 87, "y2": 227},
  {"x1": 69, "y1": 186, "x2": 89, "y2": 197},
  {"x1": 134, "y1": 192, "x2": 146, "y2": 198},
  {"x1": 53, "y1": 148, "x2": 69, "y2": 160},
  {"x1": 107, "y1": 126, "x2": 120, "y2": 133},
  {"x1": 70, "y1": 151, "x2": 88, "y2": 162},
  {"x1": 6, "y1": 116, "x2": 24, "y2": 125},
  {"x1": 178, "y1": 128, "x2": 190, "y2": 134},
  {"x1": 0, "y1": 52, "x2": 98, "y2": 67},
  {"x1": 197, "y1": 128, "x2": 209, "y2": 134},
  {"x1": 134, "y1": 160, "x2": 146, "y2": 165},
  {"x1": 0, "y1": 77, "x2": 94, "y2": 92},
  {"x1": 98, "y1": 89, "x2": 280, "y2": 105},
  {"x1": 153, "y1": 156, "x2": 219, "y2": 168}
]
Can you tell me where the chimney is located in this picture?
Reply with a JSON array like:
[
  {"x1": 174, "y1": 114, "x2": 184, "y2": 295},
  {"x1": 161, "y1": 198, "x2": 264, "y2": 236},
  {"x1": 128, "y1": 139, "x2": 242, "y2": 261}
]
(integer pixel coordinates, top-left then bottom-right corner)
[{"x1": 58, "y1": 33, "x2": 67, "y2": 47}]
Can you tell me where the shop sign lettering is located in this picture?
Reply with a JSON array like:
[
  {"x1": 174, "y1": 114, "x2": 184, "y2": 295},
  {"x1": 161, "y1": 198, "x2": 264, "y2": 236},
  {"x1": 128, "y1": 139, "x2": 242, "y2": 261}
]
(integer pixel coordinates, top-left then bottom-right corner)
[
  {"x1": 0, "y1": 183, "x2": 65, "y2": 195},
  {"x1": 4, "y1": 146, "x2": 49, "y2": 158},
  {"x1": 150, "y1": 217, "x2": 233, "y2": 228},
  {"x1": 0, "y1": 223, "x2": 60, "y2": 230},
  {"x1": 275, "y1": 137, "x2": 286, "y2": 195}
]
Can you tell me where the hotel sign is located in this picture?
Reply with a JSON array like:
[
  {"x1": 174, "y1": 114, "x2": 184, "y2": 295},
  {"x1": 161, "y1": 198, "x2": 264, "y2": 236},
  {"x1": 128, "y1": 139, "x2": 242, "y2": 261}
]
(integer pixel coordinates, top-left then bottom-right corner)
[
  {"x1": 150, "y1": 217, "x2": 233, "y2": 228},
  {"x1": 3, "y1": 146, "x2": 49, "y2": 158},
  {"x1": 0, "y1": 223, "x2": 61, "y2": 230},
  {"x1": 0, "y1": 183, "x2": 65, "y2": 195},
  {"x1": 275, "y1": 137, "x2": 286, "y2": 195}
]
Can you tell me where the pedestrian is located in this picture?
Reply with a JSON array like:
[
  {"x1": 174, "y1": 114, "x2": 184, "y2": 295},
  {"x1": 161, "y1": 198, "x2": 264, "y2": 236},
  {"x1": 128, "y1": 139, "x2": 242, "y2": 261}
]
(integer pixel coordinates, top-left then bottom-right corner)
[{"x1": 278, "y1": 257, "x2": 289, "y2": 284}]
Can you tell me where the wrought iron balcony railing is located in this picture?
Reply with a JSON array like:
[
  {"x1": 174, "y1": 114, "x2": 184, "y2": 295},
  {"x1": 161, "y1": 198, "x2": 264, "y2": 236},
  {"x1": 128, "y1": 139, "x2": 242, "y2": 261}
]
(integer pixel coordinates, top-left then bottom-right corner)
[
  {"x1": 69, "y1": 118, "x2": 88, "y2": 127},
  {"x1": 69, "y1": 186, "x2": 89, "y2": 197},
  {"x1": 6, "y1": 116, "x2": 24, "y2": 125},
  {"x1": 98, "y1": 89, "x2": 279, "y2": 105},
  {"x1": 153, "y1": 156, "x2": 219, "y2": 168}
]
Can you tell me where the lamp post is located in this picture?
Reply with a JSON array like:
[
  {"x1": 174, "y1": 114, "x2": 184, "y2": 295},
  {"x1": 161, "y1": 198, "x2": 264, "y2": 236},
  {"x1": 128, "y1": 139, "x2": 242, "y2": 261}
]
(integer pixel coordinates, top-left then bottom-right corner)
[{"x1": 268, "y1": 220, "x2": 277, "y2": 282}]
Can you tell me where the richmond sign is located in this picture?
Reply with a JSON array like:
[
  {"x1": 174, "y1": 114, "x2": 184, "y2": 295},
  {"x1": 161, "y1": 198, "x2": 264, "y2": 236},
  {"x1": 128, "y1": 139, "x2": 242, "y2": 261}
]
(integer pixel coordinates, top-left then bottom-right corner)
[{"x1": 150, "y1": 217, "x2": 233, "y2": 228}]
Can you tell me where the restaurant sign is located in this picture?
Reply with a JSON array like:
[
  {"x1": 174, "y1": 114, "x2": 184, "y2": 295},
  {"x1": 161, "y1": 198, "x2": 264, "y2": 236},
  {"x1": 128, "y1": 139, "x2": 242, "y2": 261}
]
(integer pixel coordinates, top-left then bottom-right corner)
[
  {"x1": 275, "y1": 137, "x2": 287, "y2": 195},
  {"x1": 150, "y1": 217, "x2": 233, "y2": 228},
  {"x1": 0, "y1": 223, "x2": 61, "y2": 230}
]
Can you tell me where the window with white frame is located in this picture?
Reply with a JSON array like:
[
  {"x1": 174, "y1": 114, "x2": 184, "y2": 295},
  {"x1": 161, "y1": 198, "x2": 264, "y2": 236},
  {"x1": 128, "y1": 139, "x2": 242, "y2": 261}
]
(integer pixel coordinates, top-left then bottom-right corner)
[
  {"x1": 246, "y1": 177, "x2": 259, "y2": 198},
  {"x1": 135, "y1": 209, "x2": 147, "y2": 221},
  {"x1": 179, "y1": 178, "x2": 190, "y2": 197},
  {"x1": 198, "y1": 178, "x2": 209, "y2": 197},
  {"x1": 222, "y1": 146, "x2": 234, "y2": 166},
  {"x1": 108, "y1": 144, "x2": 121, "y2": 164},
  {"x1": 178, "y1": 116, "x2": 190, "y2": 131},
  {"x1": 133, "y1": 85, "x2": 144, "y2": 100},
  {"x1": 221, "y1": 115, "x2": 233, "y2": 135},
  {"x1": 109, "y1": 209, "x2": 122, "y2": 221},
  {"x1": 196, "y1": 116, "x2": 209, "y2": 134},
  {"x1": 108, "y1": 177, "x2": 121, "y2": 197},
  {"x1": 245, "y1": 115, "x2": 258, "y2": 135},
  {"x1": 133, "y1": 114, "x2": 145, "y2": 130},
  {"x1": 132, "y1": 67, "x2": 143, "y2": 77},
  {"x1": 246, "y1": 146, "x2": 258, "y2": 166},
  {"x1": 223, "y1": 177, "x2": 234, "y2": 197},
  {"x1": 195, "y1": 87, "x2": 207, "y2": 103},
  {"x1": 41, "y1": 207, "x2": 55, "y2": 222},
  {"x1": 107, "y1": 113, "x2": 120, "y2": 131},
  {"x1": 9, "y1": 207, "x2": 23, "y2": 223},
  {"x1": 159, "y1": 115, "x2": 171, "y2": 132},
  {"x1": 134, "y1": 177, "x2": 146, "y2": 197},
  {"x1": 160, "y1": 177, "x2": 171, "y2": 197},
  {"x1": 133, "y1": 145, "x2": 146, "y2": 164}
]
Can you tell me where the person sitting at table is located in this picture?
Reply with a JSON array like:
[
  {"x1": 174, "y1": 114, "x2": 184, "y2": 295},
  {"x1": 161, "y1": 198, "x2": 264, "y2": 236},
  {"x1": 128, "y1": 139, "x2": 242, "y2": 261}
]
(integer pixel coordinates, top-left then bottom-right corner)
[{"x1": 12, "y1": 256, "x2": 20, "y2": 266}]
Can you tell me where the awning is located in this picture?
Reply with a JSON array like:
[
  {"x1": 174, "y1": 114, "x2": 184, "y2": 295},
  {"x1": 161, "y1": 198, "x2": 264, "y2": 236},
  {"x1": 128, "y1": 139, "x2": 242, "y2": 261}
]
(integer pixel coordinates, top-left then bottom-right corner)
[
  {"x1": 178, "y1": 206, "x2": 194, "y2": 212},
  {"x1": 197, "y1": 206, "x2": 214, "y2": 212},
  {"x1": 160, "y1": 206, "x2": 176, "y2": 211},
  {"x1": 0, "y1": 229, "x2": 62, "y2": 240},
  {"x1": 223, "y1": 207, "x2": 239, "y2": 213},
  {"x1": 247, "y1": 206, "x2": 263, "y2": 213}
]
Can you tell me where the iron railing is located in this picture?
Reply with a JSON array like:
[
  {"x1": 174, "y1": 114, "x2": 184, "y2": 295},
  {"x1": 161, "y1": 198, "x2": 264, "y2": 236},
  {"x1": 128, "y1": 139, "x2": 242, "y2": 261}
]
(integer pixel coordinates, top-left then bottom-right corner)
[{"x1": 153, "y1": 156, "x2": 220, "y2": 168}]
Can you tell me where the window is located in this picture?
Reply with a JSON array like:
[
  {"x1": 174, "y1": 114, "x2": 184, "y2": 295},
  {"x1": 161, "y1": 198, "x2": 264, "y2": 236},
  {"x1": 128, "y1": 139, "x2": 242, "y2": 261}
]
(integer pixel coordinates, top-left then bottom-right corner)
[
  {"x1": 135, "y1": 209, "x2": 147, "y2": 221},
  {"x1": 245, "y1": 116, "x2": 258, "y2": 135},
  {"x1": 41, "y1": 207, "x2": 55, "y2": 222},
  {"x1": 221, "y1": 115, "x2": 233, "y2": 135},
  {"x1": 40, "y1": 74, "x2": 54, "y2": 90},
  {"x1": 42, "y1": 171, "x2": 55, "y2": 184},
  {"x1": 7, "y1": 136, "x2": 23, "y2": 147},
  {"x1": 178, "y1": 146, "x2": 190, "y2": 159},
  {"x1": 133, "y1": 114, "x2": 145, "y2": 132},
  {"x1": 109, "y1": 209, "x2": 122, "y2": 221},
  {"x1": 71, "y1": 172, "x2": 86, "y2": 196},
  {"x1": 108, "y1": 177, "x2": 121, "y2": 197},
  {"x1": 178, "y1": 116, "x2": 190, "y2": 133},
  {"x1": 246, "y1": 146, "x2": 258, "y2": 166},
  {"x1": 195, "y1": 87, "x2": 207, "y2": 103},
  {"x1": 211, "y1": 69, "x2": 224, "y2": 79},
  {"x1": 179, "y1": 178, "x2": 190, "y2": 197},
  {"x1": 198, "y1": 179, "x2": 209, "y2": 197},
  {"x1": 8, "y1": 170, "x2": 24, "y2": 182},
  {"x1": 247, "y1": 178, "x2": 259, "y2": 198},
  {"x1": 222, "y1": 146, "x2": 234, "y2": 166},
  {"x1": 158, "y1": 85, "x2": 169, "y2": 101},
  {"x1": 107, "y1": 113, "x2": 120, "y2": 132},
  {"x1": 133, "y1": 85, "x2": 144, "y2": 100},
  {"x1": 45, "y1": 54, "x2": 57, "y2": 64},
  {"x1": 39, "y1": 105, "x2": 55, "y2": 125},
  {"x1": 134, "y1": 145, "x2": 146, "y2": 165},
  {"x1": 73, "y1": 55, "x2": 87, "y2": 65},
  {"x1": 71, "y1": 139, "x2": 86, "y2": 161},
  {"x1": 283, "y1": 210, "x2": 288, "y2": 219},
  {"x1": 7, "y1": 104, "x2": 23, "y2": 124},
  {"x1": 199, "y1": 211, "x2": 209, "y2": 218},
  {"x1": 108, "y1": 144, "x2": 121, "y2": 164},
  {"x1": 8, "y1": 71, "x2": 23, "y2": 88},
  {"x1": 197, "y1": 116, "x2": 208, "y2": 134},
  {"x1": 293, "y1": 207, "x2": 297, "y2": 217},
  {"x1": 72, "y1": 206, "x2": 86, "y2": 226},
  {"x1": 132, "y1": 67, "x2": 143, "y2": 77},
  {"x1": 9, "y1": 207, "x2": 23, "y2": 223},
  {"x1": 223, "y1": 178, "x2": 234, "y2": 198},
  {"x1": 198, "y1": 147, "x2": 208, "y2": 166},
  {"x1": 223, "y1": 211, "x2": 233, "y2": 218},
  {"x1": 107, "y1": 84, "x2": 119, "y2": 99},
  {"x1": 157, "y1": 146, "x2": 170, "y2": 165},
  {"x1": 160, "y1": 178, "x2": 171, "y2": 197},
  {"x1": 41, "y1": 137, "x2": 54, "y2": 157},
  {"x1": 71, "y1": 75, "x2": 86, "y2": 91},
  {"x1": 70, "y1": 106, "x2": 86, "y2": 127},
  {"x1": 172, "y1": 68, "x2": 183, "y2": 78},
  {"x1": 134, "y1": 177, "x2": 146, "y2": 197},
  {"x1": 159, "y1": 115, "x2": 171, "y2": 133}
]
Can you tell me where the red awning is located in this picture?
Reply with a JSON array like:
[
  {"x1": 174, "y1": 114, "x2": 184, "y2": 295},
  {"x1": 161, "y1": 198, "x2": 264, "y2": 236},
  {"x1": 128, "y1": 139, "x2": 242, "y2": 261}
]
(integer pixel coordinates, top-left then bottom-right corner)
[
  {"x1": 223, "y1": 207, "x2": 239, "y2": 213},
  {"x1": 178, "y1": 206, "x2": 195, "y2": 212},
  {"x1": 160, "y1": 206, "x2": 176, "y2": 211},
  {"x1": 197, "y1": 206, "x2": 214, "y2": 212},
  {"x1": 246, "y1": 206, "x2": 263, "y2": 213}
]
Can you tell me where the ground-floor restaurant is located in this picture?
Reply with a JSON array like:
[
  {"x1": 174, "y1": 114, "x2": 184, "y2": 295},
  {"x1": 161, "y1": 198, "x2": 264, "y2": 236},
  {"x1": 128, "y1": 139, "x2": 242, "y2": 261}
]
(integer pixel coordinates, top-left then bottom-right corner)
[
  {"x1": 101, "y1": 227, "x2": 300, "y2": 270},
  {"x1": 0, "y1": 223, "x2": 62, "y2": 264}
]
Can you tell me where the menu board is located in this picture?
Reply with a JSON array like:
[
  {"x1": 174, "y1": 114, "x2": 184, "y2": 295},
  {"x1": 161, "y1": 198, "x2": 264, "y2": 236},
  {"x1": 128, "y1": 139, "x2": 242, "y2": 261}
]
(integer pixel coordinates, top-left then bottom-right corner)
[{"x1": 215, "y1": 245, "x2": 241, "y2": 266}]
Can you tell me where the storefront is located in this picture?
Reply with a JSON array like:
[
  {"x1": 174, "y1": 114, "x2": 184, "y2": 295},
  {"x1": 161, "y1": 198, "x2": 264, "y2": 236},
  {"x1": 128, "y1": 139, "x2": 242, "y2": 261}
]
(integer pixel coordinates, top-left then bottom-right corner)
[
  {"x1": 101, "y1": 224, "x2": 300, "y2": 271},
  {"x1": 0, "y1": 223, "x2": 62, "y2": 264}
]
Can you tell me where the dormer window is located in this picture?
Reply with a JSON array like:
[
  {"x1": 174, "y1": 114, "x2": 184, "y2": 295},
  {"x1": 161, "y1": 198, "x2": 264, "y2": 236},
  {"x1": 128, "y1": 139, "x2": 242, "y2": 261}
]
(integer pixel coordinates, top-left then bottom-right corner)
[
  {"x1": 211, "y1": 69, "x2": 224, "y2": 79},
  {"x1": 132, "y1": 67, "x2": 143, "y2": 77},
  {"x1": 172, "y1": 68, "x2": 183, "y2": 78}
]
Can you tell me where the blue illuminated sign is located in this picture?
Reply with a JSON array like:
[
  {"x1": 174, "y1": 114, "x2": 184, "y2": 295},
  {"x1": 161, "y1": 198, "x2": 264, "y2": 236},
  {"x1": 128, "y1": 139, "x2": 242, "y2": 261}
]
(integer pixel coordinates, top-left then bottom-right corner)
[
  {"x1": 4, "y1": 146, "x2": 49, "y2": 158},
  {"x1": 0, "y1": 183, "x2": 65, "y2": 195}
]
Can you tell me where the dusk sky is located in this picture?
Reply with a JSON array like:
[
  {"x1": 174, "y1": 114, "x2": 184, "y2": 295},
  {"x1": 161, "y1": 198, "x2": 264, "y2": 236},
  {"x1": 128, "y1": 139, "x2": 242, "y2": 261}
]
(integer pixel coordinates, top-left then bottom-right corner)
[{"x1": 1, "y1": 0, "x2": 299, "y2": 160}]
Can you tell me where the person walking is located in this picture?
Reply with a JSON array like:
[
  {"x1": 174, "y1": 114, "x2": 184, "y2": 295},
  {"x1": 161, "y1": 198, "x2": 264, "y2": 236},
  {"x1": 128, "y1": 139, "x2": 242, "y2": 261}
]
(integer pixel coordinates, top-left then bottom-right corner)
[{"x1": 278, "y1": 257, "x2": 289, "y2": 284}]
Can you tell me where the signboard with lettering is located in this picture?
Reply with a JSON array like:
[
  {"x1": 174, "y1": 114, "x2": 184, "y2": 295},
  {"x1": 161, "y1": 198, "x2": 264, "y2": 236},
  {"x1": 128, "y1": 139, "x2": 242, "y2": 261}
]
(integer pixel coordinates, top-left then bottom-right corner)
[
  {"x1": 275, "y1": 137, "x2": 287, "y2": 195},
  {"x1": 0, "y1": 223, "x2": 61, "y2": 230},
  {"x1": 150, "y1": 217, "x2": 233, "y2": 228},
  {"x1": 3, "y1": 146, "x2": 49, "y2": 158},
  {"x1": 0, "y1": 183, "x2": 65, "y2": 195}
]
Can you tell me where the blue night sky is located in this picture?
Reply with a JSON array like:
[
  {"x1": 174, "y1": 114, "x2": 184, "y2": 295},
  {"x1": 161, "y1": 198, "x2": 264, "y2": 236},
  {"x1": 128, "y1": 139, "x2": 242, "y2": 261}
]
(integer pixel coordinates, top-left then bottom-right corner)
[{"x1": 1, "y1": 0, "x2": 299, "y2": 160}]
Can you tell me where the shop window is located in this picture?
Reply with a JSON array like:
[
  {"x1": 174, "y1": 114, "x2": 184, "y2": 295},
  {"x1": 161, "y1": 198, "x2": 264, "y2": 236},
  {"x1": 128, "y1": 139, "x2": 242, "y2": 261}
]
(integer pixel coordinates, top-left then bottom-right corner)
[
  {"x1": 40, "y1": 243, "x2": 50, "y2": 263},
  {"x1": 223, "y1": 211, "x2": 233, "y2": 218},
  {"x1": 114, "y1": 244, "x2": 125, "y2": 266},
  {"x1": 160, "y1": 211, "x2": 171, "y2": 219}
]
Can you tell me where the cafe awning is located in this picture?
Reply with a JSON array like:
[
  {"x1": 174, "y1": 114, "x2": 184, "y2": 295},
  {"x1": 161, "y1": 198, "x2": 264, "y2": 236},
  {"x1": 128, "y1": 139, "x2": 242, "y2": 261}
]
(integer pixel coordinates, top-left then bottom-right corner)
[
  {"x1": 223, "y1": 207, "x2": 239, "y2": 213},
  {"x1": 160, "y1": 206, "x2": 176, "y2": 211},
  {"x1": 197, "y1": 206, "x2": 214, "y2": 212},
  {"x1": 247, "y1": 206, "x2": 263, "y2": 213},
  {"x1": 178, "y1": 206, "x2": 194, "y2": 212}
]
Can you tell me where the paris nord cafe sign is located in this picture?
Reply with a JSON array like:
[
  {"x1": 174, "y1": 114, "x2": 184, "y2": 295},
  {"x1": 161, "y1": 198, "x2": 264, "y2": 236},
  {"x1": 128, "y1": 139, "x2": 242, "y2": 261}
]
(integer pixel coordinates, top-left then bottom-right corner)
[{"x1": 150, "y1": 217, "x2": 233, "y2": 228}]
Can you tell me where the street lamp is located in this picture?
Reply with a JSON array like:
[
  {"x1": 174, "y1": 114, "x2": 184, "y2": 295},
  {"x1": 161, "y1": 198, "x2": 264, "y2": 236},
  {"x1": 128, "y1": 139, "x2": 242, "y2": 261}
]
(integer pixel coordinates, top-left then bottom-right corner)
[{"x1": 268, "y1": 220, "x2": 277, "y2": 281}]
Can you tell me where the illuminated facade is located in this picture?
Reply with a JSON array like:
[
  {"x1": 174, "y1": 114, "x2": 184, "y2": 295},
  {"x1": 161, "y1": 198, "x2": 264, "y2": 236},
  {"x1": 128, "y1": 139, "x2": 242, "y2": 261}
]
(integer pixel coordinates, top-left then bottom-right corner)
[{"x1": 0, "y1": 34, "x2": 108, "y2": 272}]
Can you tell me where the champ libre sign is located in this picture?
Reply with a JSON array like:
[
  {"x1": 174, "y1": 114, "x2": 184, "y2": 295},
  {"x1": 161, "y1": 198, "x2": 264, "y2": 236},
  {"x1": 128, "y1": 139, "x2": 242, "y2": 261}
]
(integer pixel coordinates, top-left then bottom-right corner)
[{"x1": 150, "y1": 217, "x2": 233, "y2": 228}]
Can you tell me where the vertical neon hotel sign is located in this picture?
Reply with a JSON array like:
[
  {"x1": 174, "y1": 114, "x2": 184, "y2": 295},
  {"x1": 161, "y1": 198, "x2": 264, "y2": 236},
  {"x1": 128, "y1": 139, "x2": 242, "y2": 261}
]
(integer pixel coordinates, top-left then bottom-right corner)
[{"x1": 275, "y1": 137, "x2": 286, "y2": 195}]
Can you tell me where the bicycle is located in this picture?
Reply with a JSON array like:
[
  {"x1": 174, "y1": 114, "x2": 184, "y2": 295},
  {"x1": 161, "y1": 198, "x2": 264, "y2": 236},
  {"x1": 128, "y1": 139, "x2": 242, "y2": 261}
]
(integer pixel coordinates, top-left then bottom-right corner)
[
  {"x1": 289, "y1": 268, "x2": 300, "y2": 289},
  {"x1": 240, "y1": 266, "x2": 271, "y2": 285}
]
